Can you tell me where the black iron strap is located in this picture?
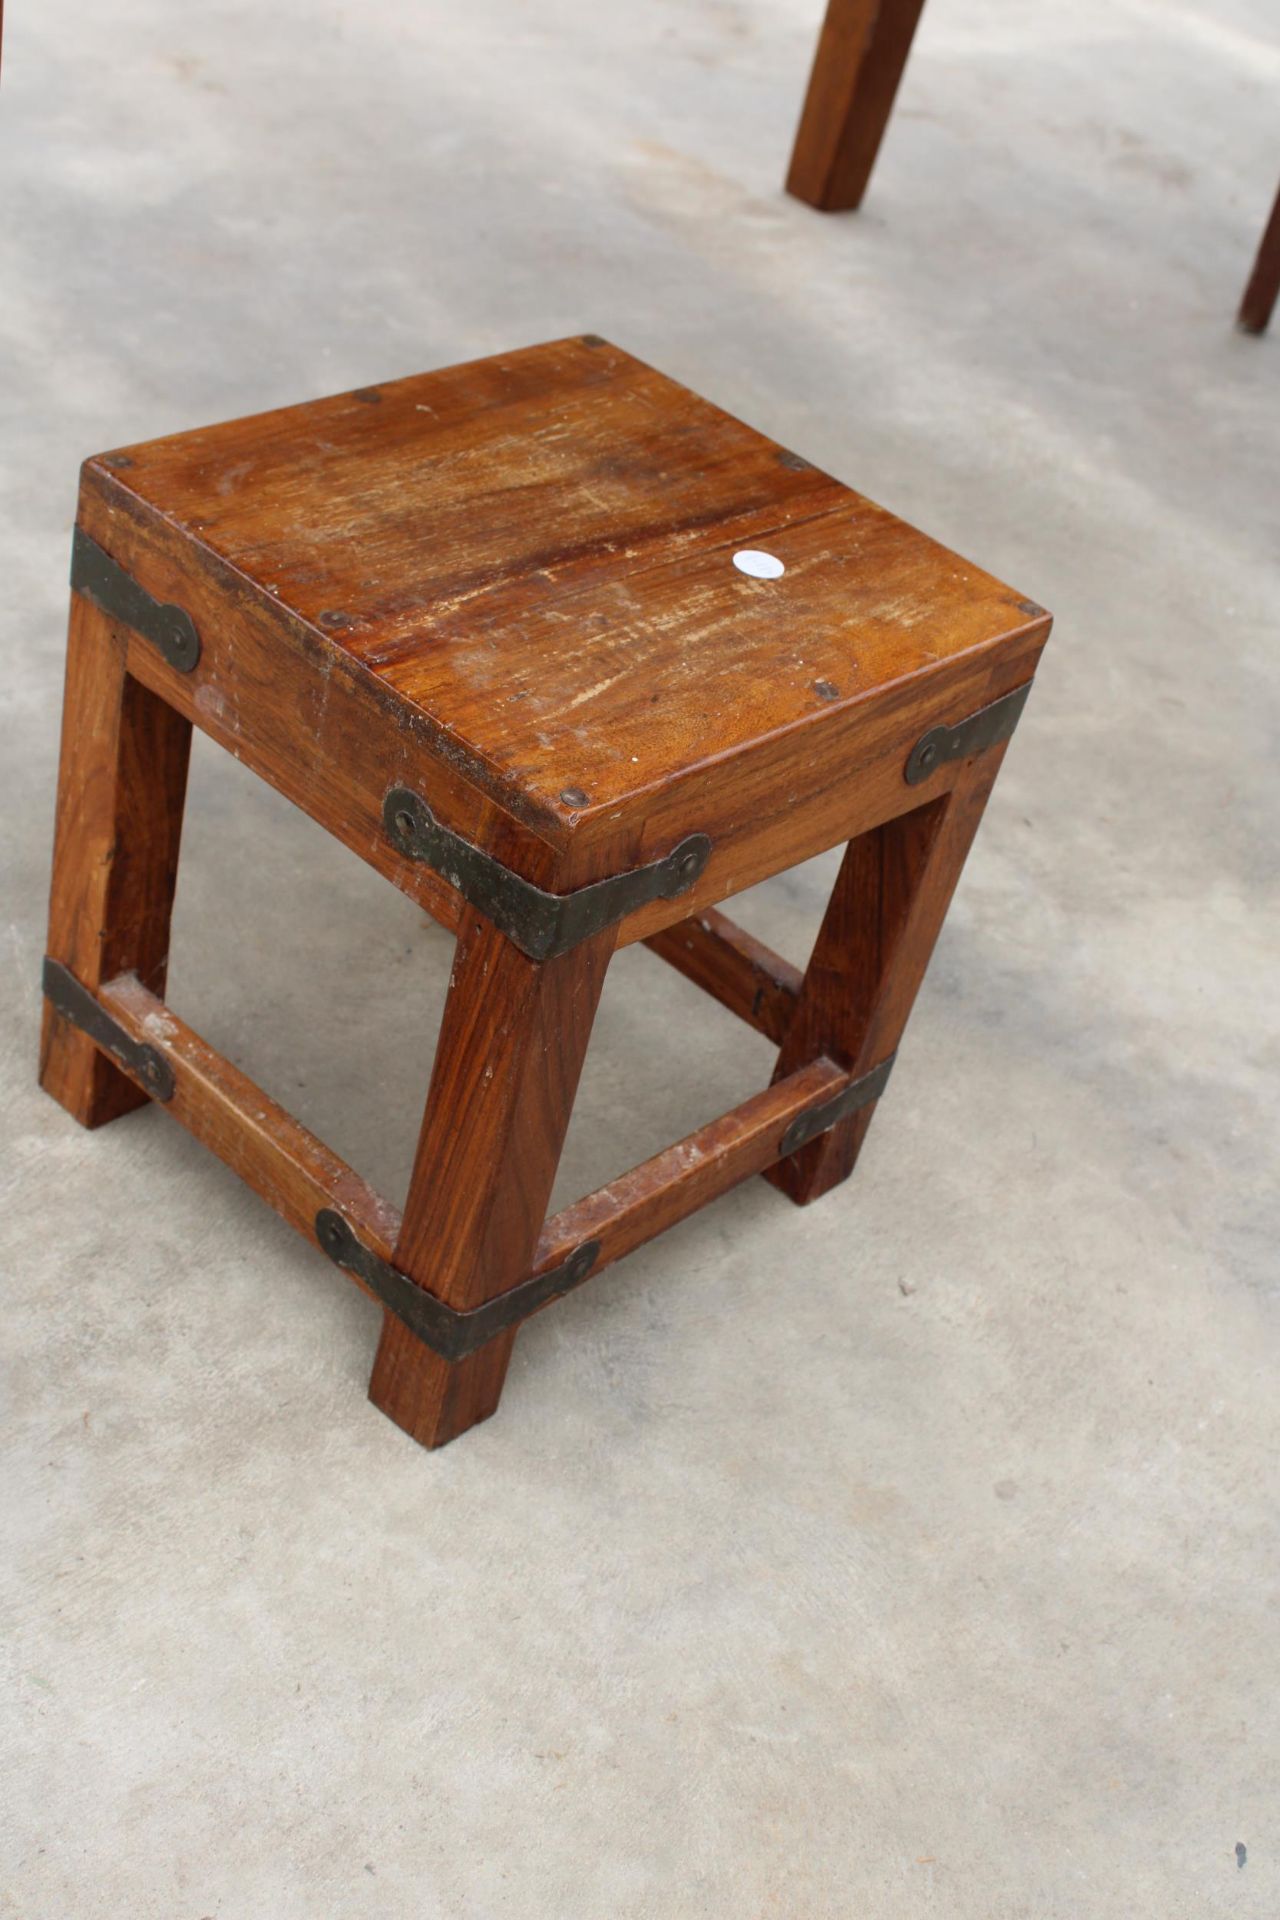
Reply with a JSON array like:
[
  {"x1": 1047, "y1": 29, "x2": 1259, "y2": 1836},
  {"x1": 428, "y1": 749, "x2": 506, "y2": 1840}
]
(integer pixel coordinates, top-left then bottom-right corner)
[
  {"x1": 318, "y1": 1052, "x2": 898, "y2": 1356},
  {"x1": 904, "y1": 682, "x2": 1031, "y2": 786},
  {"x1": 315, "y1": 1209, "x2": 602, "y2": 1363},
  {"x1": 70, "y1": 527, "x2": 201, "y2": 673},
  {"x1": 42, "y1": 959, "x2": 175, "y2": 1101},
  {"x1": 384, "y1": 786, "x2": 711, "y2": 962}
]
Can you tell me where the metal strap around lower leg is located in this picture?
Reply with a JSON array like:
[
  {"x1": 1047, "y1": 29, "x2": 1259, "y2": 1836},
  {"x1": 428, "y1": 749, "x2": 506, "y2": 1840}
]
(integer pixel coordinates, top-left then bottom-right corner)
[
  {"x1": 778, "y1": 1052, "x2": 896, "y2": 1157},
  {"x1": 42, "y1": 958, "x2": 175, "y2": 1100},
  {"x1": 70, "y1": 527, "x2": 201, "y2": 673},
  {"x1": 314, "y1": 1209, "x2": 602, "y2": 1363},
  {"x1": 383, "y1": 786, "x2": 711, "y2": 961}
]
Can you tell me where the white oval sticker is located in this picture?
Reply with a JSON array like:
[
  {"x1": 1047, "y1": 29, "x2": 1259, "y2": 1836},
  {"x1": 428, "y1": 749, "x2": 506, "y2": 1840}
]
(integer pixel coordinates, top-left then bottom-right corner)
[{"x1": 733, "y1": 549, "x2": 785, "y2": 580}]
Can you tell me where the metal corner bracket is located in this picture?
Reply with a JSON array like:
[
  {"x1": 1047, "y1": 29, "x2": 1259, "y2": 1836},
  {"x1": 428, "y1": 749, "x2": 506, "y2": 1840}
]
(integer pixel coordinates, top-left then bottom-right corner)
[
  {"x1": 42, "y1": 958, "x2": 175, "y2": 1101},
  {"x1": 70, "y1": 527, "x2": 201, "y2": 673},
  {"x1": 315, "y1": 1209, "x2": 602, "y2": 1363},
  {"x1": 384, "y1": 786, "x2": 712, "y2": 961},
  {"x1": 779, "y1": 1052, "x2": 896, "y2": 1158},
  {"x1": 904, "y1": 682, "x2": 1032, "y2": 786},
  {"x1": 320, "y1": 1050, "x2": 899, "y2": 1353}
]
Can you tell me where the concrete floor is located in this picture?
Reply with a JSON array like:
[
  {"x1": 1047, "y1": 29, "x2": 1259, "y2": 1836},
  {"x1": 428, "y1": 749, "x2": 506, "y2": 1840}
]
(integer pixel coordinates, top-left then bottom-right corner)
[{"x1": 2, "y1": 0, "x2": 1277, "y2": 1912}]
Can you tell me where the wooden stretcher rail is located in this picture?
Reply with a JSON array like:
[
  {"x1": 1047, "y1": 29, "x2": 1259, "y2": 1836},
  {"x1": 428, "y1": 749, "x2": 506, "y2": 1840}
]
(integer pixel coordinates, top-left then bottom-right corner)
[
  {"x1": 95, "y1": 973, "x2": 403, "y2": 1280},
  {"x1": 63, "y1": 972, "x2": 879, "y2": 1356},
  {"x1": 642, "y1": 907, "x2": 803, "y2": 1045}
]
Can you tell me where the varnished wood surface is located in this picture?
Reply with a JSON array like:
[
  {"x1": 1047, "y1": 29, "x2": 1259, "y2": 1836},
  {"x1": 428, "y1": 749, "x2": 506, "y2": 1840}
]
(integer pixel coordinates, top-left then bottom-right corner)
[
  {"x1": 787, "y1": 0, "x2": 928, "y2": 212},
  {"x1": 766, "y1": 794, "x2": 942, "y2": 1202},
  {"x1": 533, "y1": 1055, "x2": 847, "y2": 1281},
  {"x1": 80, "y1": 972, "x2": 864, "y2": 1391},
  {"x1": 82, "y1": 336, "x2": 1046, "y2": 840},
  {"x1": 370, "y1": 908, "x2": 617, "y2": 1447},
  {"x1": 78, "y1": 455, "x2": 1047, "y2": 942},
  {"x1": 605, "y1": 632, "x2": 1043, "y2": 943},
  {"x1": 769, "y1": 753, "x2": 1007, "y2": 1203},
  {"x1": 87, "y1": 972, "x2": 849, "y2": 1308},
  {"x1": 40, "y1": 595, "x2": 191, "y2": 1128},
  {"x1": 97, "y1": 973, "x2": 401, "y2": 1268},
  {"x1": 45, "y1": 339, "x2": 1053, "y2": 1452}
]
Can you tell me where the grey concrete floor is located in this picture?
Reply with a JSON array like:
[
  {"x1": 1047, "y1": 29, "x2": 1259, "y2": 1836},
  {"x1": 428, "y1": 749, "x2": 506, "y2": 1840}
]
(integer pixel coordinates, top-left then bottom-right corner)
[{"x1": 2, "y1": 0, "x2": 1277, "y2": 1913}]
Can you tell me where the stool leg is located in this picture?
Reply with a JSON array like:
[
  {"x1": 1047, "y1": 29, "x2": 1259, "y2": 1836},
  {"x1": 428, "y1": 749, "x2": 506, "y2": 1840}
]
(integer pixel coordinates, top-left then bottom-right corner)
[
  {"x1": 40, "y1": 591, "x2": 192, "y2": 1128},
  {"x1": 767, "y1": 755, "x2": 1006, "y2": 1205},
  {"x1": 368, "y1": 909, "x2": 615, "y2": 1449},
  {"x1": 786, "y1": 0, "x2": 929, "y2": 212},
  {"x1": 1238, "y1": 178, "x2": 1280, "y2": 335}
]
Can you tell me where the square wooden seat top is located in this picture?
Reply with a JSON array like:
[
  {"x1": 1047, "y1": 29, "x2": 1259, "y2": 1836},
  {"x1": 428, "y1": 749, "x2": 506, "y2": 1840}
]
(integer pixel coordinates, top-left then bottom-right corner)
[{"x1": 85, "y1": 335, "x2": 1041, "y2": 847}]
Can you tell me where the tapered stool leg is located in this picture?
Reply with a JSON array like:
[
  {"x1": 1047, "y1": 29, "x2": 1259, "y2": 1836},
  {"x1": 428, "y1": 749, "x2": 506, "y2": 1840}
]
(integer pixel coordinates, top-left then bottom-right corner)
[
  {"x1": 786, "y1": 0, "x2": 929, "y2": 211},
  {"x1": 768, "y1": 753, "x2": 1008, "y2": 1204},
  {"x1": 40, "y1": 593, "x2": 191, "y2": 1128},
  {"x1": 368, "y1": 908, "x2": 616, "y2": 1448},
  {"x1": 1238, "y1": 179, "x2": 1280, "y2": 335}
]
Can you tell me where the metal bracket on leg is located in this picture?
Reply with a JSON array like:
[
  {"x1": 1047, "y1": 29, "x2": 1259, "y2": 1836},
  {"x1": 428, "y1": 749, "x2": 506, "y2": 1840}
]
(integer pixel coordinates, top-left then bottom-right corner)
[
  {"x1": 315, "y1": 1210, "x2": 602, "y2": 1363},
  {"x1": 70, "y1": 528, "x2": 201, "y2": 673},
  {"x1": 778, "y1": 1052, "x2": 895, "y2": 1157},
  {"x1": 41, "y1": 958, "x2": 175, "y2": 1101},
  {"x1": 318, "y1": 1051, "x2": 898, "y2": 1355},
  {"x1": 384, "y1": 786, "x2": 711, "y2": 961}
]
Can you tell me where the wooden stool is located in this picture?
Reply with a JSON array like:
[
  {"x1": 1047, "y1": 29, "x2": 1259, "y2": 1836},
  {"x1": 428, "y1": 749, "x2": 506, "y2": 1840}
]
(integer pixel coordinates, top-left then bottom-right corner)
[{"x1": 40, "y1": 337, "x2": 1052, "y2": 1450}]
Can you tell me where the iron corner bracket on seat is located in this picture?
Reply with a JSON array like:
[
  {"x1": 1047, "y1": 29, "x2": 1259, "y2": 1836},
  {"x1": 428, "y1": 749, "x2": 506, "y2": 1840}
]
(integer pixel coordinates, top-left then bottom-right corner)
[
  {"x1": 383, "y1": 786, "x2": 712, "y2": 961},
  {"x1": 904, "y1": 681, "x2": 1032, "y2": 786},
  {"x1": 70, "y1": 527, "x2": 201, "y2": 673}
]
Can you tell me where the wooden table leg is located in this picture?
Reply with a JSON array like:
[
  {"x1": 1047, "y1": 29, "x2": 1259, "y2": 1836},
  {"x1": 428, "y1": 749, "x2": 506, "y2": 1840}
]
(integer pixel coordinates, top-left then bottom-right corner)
[
  {"x1": 767, "y1": 753, "x2": 1007, "y2": 1204},
  {"x1": 1238, "y1": 179, "x2": 1280, "y2": 336},
  {"x1": 40, "y1": 593, "x2": 192, "y2": 1128},
  {"x1": 368, "y1": 909, "x2": 616, "y2": 1449},
  {"x1": 786, "y1": 0, "x2": 929, "y2": 212}
]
